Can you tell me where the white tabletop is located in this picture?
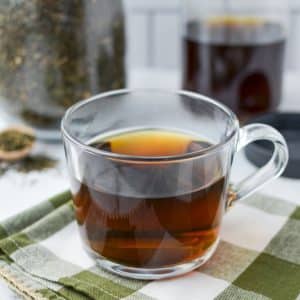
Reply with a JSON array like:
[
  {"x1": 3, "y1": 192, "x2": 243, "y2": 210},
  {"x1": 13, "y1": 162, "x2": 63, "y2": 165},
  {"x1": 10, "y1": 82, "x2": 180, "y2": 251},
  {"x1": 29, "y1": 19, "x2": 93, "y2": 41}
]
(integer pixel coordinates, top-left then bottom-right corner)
[{"x1": 0, "y1": 69, "x2": 300, "y2": 299}]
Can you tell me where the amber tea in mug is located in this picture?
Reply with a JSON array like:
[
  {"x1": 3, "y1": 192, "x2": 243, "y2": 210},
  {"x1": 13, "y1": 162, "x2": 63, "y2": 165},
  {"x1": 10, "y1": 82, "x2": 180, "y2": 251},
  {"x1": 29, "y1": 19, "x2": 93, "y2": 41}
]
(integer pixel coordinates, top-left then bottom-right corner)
[
  {"x1": 62, "y1": 90, "x2": 288, "y2": 279},
  {"x1": 72, "y1": 129, "x2": 225, "y2": 268}
]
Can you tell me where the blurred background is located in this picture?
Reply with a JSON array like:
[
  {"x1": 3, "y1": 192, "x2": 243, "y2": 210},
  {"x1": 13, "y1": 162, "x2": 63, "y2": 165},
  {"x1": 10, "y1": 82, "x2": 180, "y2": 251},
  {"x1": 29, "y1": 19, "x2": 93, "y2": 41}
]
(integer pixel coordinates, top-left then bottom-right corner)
[
  {"x1": 125, "y1": 0, "x2": 299, "y2": 71},
  {"x1": 0, "y1": 0, "x2": 298, "y2": 176},
  {"x1": 0, "y1": 0, "x2": 299, "y2": 135}
]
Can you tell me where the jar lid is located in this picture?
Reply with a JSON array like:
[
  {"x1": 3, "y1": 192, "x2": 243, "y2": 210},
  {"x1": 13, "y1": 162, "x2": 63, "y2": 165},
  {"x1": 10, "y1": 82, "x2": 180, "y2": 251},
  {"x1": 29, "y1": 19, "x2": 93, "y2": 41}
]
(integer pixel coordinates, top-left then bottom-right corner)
[{"x1": 245, "y1": 113, "x2": 300, "y2": 179}]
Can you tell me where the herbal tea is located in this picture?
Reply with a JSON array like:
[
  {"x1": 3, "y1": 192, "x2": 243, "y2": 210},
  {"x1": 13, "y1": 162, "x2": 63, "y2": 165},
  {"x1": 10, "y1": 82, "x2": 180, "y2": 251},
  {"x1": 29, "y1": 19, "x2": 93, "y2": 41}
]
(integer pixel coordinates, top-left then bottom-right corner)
[
  {"x1": 71, "y1": 129, "x2": 226, "y2": 268},
  {"x1": 183, "y1": 18, "x2": 286, "y2": 120}
]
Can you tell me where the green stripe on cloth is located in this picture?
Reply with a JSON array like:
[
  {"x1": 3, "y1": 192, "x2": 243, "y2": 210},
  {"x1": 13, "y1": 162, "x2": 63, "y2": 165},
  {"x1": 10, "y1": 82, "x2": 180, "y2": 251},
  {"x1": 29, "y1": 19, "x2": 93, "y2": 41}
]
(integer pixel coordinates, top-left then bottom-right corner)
[
  {"x1": 291, "y1": 206, "x2": 300, "y2": 220},
  {"x1": 0, "y1": 199, "x2": 148, "y2": 299},
  {"x1": 0, "y1": 202, "x2": 74, "y2": 256},
  {"x1": 56, "y1": 288, "x2": 92, "y2": 300},
  {"x1": 0, "y1": 254, "x2": 12, "y2": 265},
  {"x1": 265, "y1": 218, "x2": 300, "y2": 265},
  {"x1": 232, "y1": 253, "x2": 300, "y2": 300},
  {"x1": 200, "y1": 241, "x2": 258, "y2": 282},
  {"x1": 39, "y1": 289, "x2": 69, "y2": 300},
  {"x1": 0, "y1": 233, "x2": 33, "y2": 256},
  {"x1": 24, "y1": 202, "x2": 74, "y2": 242},
  {"x1": 0, "y1": 226, "x2": 7, "y2": 241},
  {"x1": 88, "y1": 267, "x2": 146, "y2": 291},
  {"x1": 40, "y1": 287, "x2": 94, "y2": 300},
  {"x1": 0, "y1": 190, "x2": 298, "y2": 299},
  {"x1": 216, "y1": 204, "x2": 300, "y2": 300},
  {"x1": 215, "y1": 284, "x2": 271, "y2": 300},
  {"x1": 49, "y1": 191, "x2": 72, "y2": 209},
  {"x1": 0, "y1": 190, "x2": 71, "y2": 240},
  {"x1": 60, "y1": 270, "x2": 142, "y2": 300}
]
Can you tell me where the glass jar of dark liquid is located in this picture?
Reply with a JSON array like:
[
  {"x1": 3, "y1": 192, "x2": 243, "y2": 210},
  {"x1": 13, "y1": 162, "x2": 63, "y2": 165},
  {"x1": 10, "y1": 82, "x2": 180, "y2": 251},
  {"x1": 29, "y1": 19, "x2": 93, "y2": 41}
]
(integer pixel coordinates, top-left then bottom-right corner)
[{"x1": 182, "y1": 0, "x2": 289, "y2": 121}]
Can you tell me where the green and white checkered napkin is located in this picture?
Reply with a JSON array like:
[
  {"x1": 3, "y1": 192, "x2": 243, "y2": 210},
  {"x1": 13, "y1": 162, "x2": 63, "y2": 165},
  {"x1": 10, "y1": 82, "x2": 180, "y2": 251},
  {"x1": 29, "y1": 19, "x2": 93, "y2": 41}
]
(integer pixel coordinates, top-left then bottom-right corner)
[{"x1": 0, "y1": 191, "x2": 299, "y2": 300}]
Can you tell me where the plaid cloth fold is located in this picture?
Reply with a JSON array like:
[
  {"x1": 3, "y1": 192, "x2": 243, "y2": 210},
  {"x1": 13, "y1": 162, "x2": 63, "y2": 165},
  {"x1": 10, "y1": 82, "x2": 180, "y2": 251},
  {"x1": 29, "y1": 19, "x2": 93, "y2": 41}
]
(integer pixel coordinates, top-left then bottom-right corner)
[{"x1": 0, "y1": 191, "x2": 299, "y2": 300}]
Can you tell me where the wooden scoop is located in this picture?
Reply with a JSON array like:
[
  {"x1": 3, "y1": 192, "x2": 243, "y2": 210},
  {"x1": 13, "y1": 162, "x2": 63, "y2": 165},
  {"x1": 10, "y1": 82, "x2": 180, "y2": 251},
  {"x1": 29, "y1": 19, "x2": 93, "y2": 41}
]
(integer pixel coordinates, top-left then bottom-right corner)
[{"x1": 0, "y1": 125, "x2": 36, "y2": 162}]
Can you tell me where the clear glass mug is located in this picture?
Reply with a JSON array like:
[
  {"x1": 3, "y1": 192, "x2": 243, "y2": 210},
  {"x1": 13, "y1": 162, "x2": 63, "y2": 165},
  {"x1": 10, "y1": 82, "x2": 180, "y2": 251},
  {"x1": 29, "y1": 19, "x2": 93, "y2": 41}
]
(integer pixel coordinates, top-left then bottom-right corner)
[{"x1": 61, "y1": 89, "x2": 288, "y2": 280}]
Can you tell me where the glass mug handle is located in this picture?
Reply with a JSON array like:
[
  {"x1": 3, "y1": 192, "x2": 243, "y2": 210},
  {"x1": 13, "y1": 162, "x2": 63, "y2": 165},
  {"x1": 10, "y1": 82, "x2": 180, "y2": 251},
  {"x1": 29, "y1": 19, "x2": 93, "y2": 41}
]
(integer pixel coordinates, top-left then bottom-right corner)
[{"x1": 227, "y1": 124, "x2": 289, "y2": 208}]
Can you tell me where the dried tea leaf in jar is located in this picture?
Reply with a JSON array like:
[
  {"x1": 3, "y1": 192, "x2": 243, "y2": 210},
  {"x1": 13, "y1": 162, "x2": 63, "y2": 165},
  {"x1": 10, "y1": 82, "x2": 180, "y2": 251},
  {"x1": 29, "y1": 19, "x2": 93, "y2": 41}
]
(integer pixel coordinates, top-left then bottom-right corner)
[{"x1": 0, "y1": 0, "x2": 126, "y2": 133}]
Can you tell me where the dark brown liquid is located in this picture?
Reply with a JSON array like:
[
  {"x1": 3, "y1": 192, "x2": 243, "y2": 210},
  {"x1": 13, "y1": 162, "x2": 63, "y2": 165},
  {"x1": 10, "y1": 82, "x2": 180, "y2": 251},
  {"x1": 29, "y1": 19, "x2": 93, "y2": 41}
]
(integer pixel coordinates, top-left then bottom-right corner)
[
  {"x1": 71, "y1": 130, "x2": 226, "y2": 268},
  {"x1": 183, "y1": 18, "x2": 286, "y2": 121}
]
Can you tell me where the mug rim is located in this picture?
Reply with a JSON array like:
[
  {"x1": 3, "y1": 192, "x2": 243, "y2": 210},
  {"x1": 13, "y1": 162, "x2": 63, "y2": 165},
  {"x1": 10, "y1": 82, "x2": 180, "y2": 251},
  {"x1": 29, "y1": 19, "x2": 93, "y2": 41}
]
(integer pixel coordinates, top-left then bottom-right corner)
[{"x1": 61, "y1": 88, "x2": 240, "y2": 162}]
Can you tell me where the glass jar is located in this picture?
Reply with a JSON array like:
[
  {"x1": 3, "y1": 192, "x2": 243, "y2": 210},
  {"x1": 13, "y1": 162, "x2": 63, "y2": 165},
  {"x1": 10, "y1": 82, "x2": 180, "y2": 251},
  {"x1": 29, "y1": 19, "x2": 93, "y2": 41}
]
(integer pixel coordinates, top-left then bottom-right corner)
[
  {"x1": 182, "y1": 0, "x2": 289, "y2": 122},
  {"x1": 0, "y1": 0, "x2": 126, "y2": 139}
]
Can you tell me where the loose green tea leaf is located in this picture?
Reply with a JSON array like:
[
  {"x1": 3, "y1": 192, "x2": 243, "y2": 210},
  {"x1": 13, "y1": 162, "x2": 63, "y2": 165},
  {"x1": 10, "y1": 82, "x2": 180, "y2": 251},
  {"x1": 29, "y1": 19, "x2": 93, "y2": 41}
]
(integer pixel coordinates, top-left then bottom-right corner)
[
  {"x1": 16, "y1": 155, "x2": 57, "y2": 173},
  {"x1": 0, "y1": 130, "x2": 35, "y2": 152},
  {"x1": 0, "y1": 154, "x2": 57, "y2": 176}
]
